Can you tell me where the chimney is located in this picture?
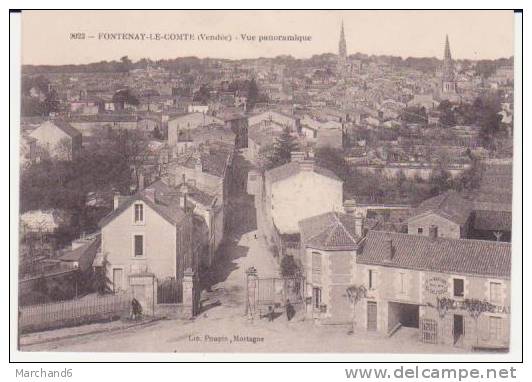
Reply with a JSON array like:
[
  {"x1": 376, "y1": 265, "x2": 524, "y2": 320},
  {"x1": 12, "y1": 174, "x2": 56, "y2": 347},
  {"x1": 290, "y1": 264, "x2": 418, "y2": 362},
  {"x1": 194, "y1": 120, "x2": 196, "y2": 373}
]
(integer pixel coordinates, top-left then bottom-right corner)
[
  {"x1": 290, "y1": 151, "x2": 305, "y2": 163},
  {"x1": 299, "y1": 159, "x2": 314, "y2": 172},
  {"x1": 354, "y1": 212, "x2": 364, "y2": 237},
  {"x1": 385, "y1": 239, "x2": 394, "y2": 261},
  {"x1": 113, "y1": 192, "x2": 121, "y2": 210},
  {"x1": 144, "y1": 187, "x2": 156, "y2": 202},
  {"x1": 343, "y1": 199, "x2": 357, "y2": 215},
  {"x1": 429, "y1": 225, "x2": 438, "y2": 239}
]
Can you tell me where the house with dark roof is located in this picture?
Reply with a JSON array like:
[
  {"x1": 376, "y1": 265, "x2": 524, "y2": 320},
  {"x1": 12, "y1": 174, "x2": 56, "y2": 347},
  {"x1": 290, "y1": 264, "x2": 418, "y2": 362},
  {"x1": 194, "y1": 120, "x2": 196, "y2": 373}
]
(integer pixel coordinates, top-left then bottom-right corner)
[
  {"x1": 407, "y1": 191, "x2": 473, "y2": 239},
  {"x1": 98, "y1": 180, "x2": 199, "y2": 306},
  {"x1": 354, "y1": 230, "x2": 511, "y2": 350},
  {"x1": 298, "y1": 206, "x2": 365, "y2": 324},
  {"x1": 29, "y1": 120, "x2": 82, "y2": 160}
]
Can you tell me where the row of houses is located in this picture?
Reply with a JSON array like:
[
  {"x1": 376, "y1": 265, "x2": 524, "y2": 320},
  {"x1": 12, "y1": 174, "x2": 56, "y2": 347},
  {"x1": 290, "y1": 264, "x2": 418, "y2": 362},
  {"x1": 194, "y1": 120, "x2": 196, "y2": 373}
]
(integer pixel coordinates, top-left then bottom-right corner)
[{"x1": 250, "y1": 151, "x2": 512, "y2": 350}]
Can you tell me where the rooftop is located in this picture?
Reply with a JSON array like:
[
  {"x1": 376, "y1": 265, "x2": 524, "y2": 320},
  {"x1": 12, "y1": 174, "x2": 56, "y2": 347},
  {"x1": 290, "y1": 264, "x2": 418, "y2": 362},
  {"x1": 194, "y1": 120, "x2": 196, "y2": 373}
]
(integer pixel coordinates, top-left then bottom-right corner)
[
  {"x1": 410, "y1": 191, "x2": 472, "y2": 226},
  {"x1": 265, "y1": 160, "x2": 342, "y2": 184},
  {"x1": 358, "y1": 231, "x2": 511, "y2": 279},
  {"x1": 299, "y1": 211, "x2": 362, "y2": 251},
  {"x1": 98, "y1": 180, "x2": 188, "y2": 228}
]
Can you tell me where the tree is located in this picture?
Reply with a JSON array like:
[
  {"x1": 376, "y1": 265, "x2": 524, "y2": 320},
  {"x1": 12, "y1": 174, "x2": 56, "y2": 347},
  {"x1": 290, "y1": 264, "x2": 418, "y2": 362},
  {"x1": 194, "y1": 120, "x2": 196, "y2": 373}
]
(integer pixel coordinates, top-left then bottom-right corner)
[
  {"x1": 120, "y1": 55, "x2": 132, "y2": 73},
  {"x1": 247, "y1": 78, "x2": 259, "y2": 111},
  {"x1": 463, "y1": 299, "x2": 495, "y2": 346},
  {"x1": 193, "y1": 84, "x2": 211, "y2": 104},
  {"x1": 280, "y1": 255, "x2": 299, "y2": 277},
  {"x1": 93, "y1": 255, "x2": 112, "y2": 295},
  {"x1": 314, "y1": 147, "x2": 351, "y2": 181},
  {"x1": 117, "y1": 129, "x2": 152, "y2": 191},
  {"x1": 437, "y1": 100, "x2": 456, "y2": 128},
  {"x1": 346, "y1": 284, "x2": 367, "y2": 334},
  {"x1": 264, "y1": 127, "x2": 299, "y2": 169},
  {"x1": 113, "y1": 89, "x2": 139, "y2": 106},
  {"x1": 428, "y1": 167, "x2": 452, "y2": 196}
]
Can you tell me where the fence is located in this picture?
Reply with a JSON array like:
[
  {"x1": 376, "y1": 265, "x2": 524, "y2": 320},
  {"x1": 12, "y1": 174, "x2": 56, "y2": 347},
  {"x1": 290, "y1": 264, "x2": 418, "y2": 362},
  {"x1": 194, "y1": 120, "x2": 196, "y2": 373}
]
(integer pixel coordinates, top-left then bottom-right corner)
[
  {"x1": 157, "y1": 277, "x2": 182, "y2": 304},
  {"x1": 19, "y1": 292, "x2": 132, "y2": 333}
]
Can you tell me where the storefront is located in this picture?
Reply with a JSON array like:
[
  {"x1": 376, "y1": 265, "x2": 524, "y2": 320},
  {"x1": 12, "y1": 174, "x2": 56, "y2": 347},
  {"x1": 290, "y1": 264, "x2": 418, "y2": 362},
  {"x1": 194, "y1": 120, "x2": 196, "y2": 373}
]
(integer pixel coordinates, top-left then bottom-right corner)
[{"x1": 356, "y1": 231, "x2": 511, "y2": 350}]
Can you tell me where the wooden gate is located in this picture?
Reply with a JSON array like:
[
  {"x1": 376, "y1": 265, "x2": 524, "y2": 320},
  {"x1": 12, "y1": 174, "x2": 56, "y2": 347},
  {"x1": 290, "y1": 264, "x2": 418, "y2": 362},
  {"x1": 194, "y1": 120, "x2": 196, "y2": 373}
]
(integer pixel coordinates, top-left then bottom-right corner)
[{"x1": 420, "y1": 318, "x2": 438, "y2": 344}]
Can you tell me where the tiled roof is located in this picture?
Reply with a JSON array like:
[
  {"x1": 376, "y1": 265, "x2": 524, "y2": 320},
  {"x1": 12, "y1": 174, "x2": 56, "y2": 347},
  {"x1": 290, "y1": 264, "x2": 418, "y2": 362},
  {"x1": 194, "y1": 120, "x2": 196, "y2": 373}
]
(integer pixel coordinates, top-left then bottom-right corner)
[
  {"x1": 98, "y1": 180, "x2": 187, "y2": 228},
  {"x1": 410, "y1": 191, "x2": 471, "y2": 225},
  {"x1": 473, "y1": 210, "x2": 512, "y2": 232},
  {"x1": 299, "y1": 212, "x2": 361, "y2": 250},
  {"x1": 176, "y1": 181, "x2": 217, "y2": 207},
  {"x1": 58, "y1": 234, "x2": 101, "y2": 272},
  {"x1": 358, "y1": 231, "x2": 511, "y2": 279},
  {"x1": 265, "y1": 161, "x2": 342, "y2": 184}
]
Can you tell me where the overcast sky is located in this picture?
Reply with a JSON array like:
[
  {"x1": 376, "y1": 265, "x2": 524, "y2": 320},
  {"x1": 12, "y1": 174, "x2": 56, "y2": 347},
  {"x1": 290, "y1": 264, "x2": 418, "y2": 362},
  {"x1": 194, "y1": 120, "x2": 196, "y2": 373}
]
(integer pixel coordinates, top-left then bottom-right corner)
[{"x1": 21, "y1": 10, "x2": 515, "y2": 65}]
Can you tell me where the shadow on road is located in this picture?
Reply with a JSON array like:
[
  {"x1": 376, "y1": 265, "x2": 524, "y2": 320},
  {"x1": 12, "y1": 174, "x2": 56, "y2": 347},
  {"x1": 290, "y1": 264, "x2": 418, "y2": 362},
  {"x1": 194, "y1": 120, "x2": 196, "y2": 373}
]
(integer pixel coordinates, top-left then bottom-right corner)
[{"x1": 199, "y1": 152, "x2": 257, "y2": 293}]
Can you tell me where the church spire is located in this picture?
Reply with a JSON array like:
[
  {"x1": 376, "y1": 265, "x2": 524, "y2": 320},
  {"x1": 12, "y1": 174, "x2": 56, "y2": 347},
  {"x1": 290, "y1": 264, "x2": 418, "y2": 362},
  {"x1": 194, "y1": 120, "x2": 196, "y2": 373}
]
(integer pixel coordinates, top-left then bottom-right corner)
[
  {"x1": 444, "y1": 34, "x2": 452, "y2": 61},
  {"x1": 441, "y1": 34, "x2": 457, "y2": 94},
  {"x1": 338, "y1": 20, "x2": 347, "y2": 76}
]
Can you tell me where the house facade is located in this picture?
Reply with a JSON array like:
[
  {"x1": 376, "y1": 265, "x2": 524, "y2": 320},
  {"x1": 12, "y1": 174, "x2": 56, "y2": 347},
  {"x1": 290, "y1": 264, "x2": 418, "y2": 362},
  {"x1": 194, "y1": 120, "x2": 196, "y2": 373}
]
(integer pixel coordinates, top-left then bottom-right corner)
[
  {"x1": 99, "y1": 182, "x2": 198, "y2": 303},
  {"x1": 355, "y1": 230, "x2": 511, "y2": 350},
  {"x1": 263, "y1": 156, "x2": 343, "y2": 236},
  {"x1": 407, "y1": 191, "x2": 473, "y2": 239},
  {"x1": 167, "y1": 113, "x2": 224, "y2": 146},
  {"x1": 299, "y1": 208, "x2": 364, "y2": 324}
]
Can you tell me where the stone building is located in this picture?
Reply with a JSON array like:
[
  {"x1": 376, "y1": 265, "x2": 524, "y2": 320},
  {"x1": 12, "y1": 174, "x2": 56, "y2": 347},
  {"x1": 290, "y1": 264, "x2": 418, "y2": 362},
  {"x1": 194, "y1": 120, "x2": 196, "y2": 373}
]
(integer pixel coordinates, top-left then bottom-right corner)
[{"x1": 355, "y1": 230, "x2": 511, "y2": 350}]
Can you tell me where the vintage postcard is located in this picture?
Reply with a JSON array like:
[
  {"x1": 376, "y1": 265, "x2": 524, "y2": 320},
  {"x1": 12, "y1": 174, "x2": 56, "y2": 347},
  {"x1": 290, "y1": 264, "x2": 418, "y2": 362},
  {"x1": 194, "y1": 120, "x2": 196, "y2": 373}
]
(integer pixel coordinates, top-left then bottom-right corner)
[{"x1": 13, "y1": 10, "x2": 519, "y2": 358}]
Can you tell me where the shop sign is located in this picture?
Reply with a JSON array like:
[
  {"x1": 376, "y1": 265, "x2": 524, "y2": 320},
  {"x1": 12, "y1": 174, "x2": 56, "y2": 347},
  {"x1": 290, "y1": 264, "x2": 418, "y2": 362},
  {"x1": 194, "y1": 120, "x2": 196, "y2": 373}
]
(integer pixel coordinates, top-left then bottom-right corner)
[{"x1": 425, "y1": 277, "x2": 448, "y2": 295}]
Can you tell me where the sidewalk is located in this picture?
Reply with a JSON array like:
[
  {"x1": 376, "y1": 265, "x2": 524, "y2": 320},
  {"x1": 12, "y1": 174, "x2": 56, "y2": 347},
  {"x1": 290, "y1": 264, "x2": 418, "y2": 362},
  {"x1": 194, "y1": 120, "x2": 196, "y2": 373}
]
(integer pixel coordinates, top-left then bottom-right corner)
[{"x1": 20, "y1": 316, "x2": 163, "y2": 348}]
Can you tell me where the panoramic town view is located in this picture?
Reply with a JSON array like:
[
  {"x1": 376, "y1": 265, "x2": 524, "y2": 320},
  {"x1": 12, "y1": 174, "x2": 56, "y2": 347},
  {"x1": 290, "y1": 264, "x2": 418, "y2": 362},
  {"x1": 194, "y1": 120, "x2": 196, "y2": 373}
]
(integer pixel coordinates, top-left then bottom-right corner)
[{"x1": 17, "y1": 13, "x2": 514, "y2": 354}]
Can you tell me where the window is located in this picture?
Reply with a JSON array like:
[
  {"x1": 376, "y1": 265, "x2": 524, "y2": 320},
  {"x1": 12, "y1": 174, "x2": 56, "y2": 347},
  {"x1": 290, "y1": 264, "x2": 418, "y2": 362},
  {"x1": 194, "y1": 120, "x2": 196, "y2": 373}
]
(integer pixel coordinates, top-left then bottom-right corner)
[
  {"x1": 134, "y1": 235, "x2": 144, "y2": 257},
  {"x1": 134, "y1": 203, "x2": 144, "y2": 223},
  {"x1": 417, "y1": 227, "x2": 423, "y2": 234},
  {"x1": 490, "y1": 282, "x2": 502, "y2": 305},
  {"x1": 453, "y1": 278, "x2": 464, "y2": 298},
  {"x1": 312, "y1": 252, "x2": 322, "y2": 275},
  {"x1": 489, "y1": 316, "x2": 503, "y2": 341},
  {"x1": 313, "y1": 287, "x2": 322, "y2": 309},
  {"x1": 399, "y1": 273, "x2": 406, "y2": 294},
  {"x1": 369, "y1": 270, "x2": 377, "y2": 290}
]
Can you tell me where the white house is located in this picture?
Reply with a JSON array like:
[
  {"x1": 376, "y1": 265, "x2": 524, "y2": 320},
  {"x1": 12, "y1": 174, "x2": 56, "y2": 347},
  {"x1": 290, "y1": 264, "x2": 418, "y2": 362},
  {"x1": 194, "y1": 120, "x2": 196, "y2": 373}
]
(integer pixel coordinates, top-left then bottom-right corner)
[
  {"x1": 263, "y1": 154, "x2": 343, "y2": 235},
  {"x1": 29, "y1": 120, "x2": 82, "y2": 160},
  {"x1": 98, "y1": 181, "x2": 197, "y2": 296}
]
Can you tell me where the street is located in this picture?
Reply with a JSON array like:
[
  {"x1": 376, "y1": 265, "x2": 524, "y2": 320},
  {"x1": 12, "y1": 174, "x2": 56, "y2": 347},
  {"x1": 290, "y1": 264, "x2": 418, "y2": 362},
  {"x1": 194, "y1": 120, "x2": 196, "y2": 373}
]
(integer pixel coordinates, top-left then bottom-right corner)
[{"x1": 20, "y1": 154, "x2": 461, "y2": 354}]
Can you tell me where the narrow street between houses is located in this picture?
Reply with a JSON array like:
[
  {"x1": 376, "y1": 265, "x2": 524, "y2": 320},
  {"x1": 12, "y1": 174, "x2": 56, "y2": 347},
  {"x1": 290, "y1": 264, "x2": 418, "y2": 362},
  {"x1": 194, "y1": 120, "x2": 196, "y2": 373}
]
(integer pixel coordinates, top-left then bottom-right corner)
[{"x1": 20, "y1": 153, "x2": 462, "y2": 354}]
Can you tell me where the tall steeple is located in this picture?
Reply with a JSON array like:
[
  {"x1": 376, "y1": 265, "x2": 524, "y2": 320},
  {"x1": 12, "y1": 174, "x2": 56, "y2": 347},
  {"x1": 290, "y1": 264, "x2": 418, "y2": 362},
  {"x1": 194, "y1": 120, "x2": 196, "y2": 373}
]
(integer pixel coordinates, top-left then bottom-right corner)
[
  {"x1": 338, "y1": 20, "x2": 347, "y2": 76},
  {"x1": 444, "y1": 34, "x2": 452, "y2": 61},
  {"x1": 441, "y1": 34, "x2": 456, "y2": 94}
]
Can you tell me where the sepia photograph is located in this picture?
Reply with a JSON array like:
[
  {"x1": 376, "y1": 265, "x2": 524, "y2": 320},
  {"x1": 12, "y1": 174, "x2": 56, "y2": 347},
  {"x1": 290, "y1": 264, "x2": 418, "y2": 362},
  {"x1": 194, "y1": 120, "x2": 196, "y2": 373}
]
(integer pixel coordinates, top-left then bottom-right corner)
[{"x1": 11, "y1": 9, "x2": 520, "y2": 360}]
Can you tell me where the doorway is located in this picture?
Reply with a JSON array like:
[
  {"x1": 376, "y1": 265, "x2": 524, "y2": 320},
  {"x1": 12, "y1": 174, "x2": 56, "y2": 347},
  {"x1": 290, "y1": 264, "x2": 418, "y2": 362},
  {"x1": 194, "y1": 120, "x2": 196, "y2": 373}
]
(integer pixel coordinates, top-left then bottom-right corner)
[
  {"x1": 112, "y1": 268, "x2": 123, "y2": 292},
  {"x1": 367, "y1": 301, "x2": 377, "y2": 331},
  {"x1": 388, "y1": 302, "x2": 420, "y2": 330},
  {"x1": 453, "y1": 314, "x2": 464, "y2": 344}
]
